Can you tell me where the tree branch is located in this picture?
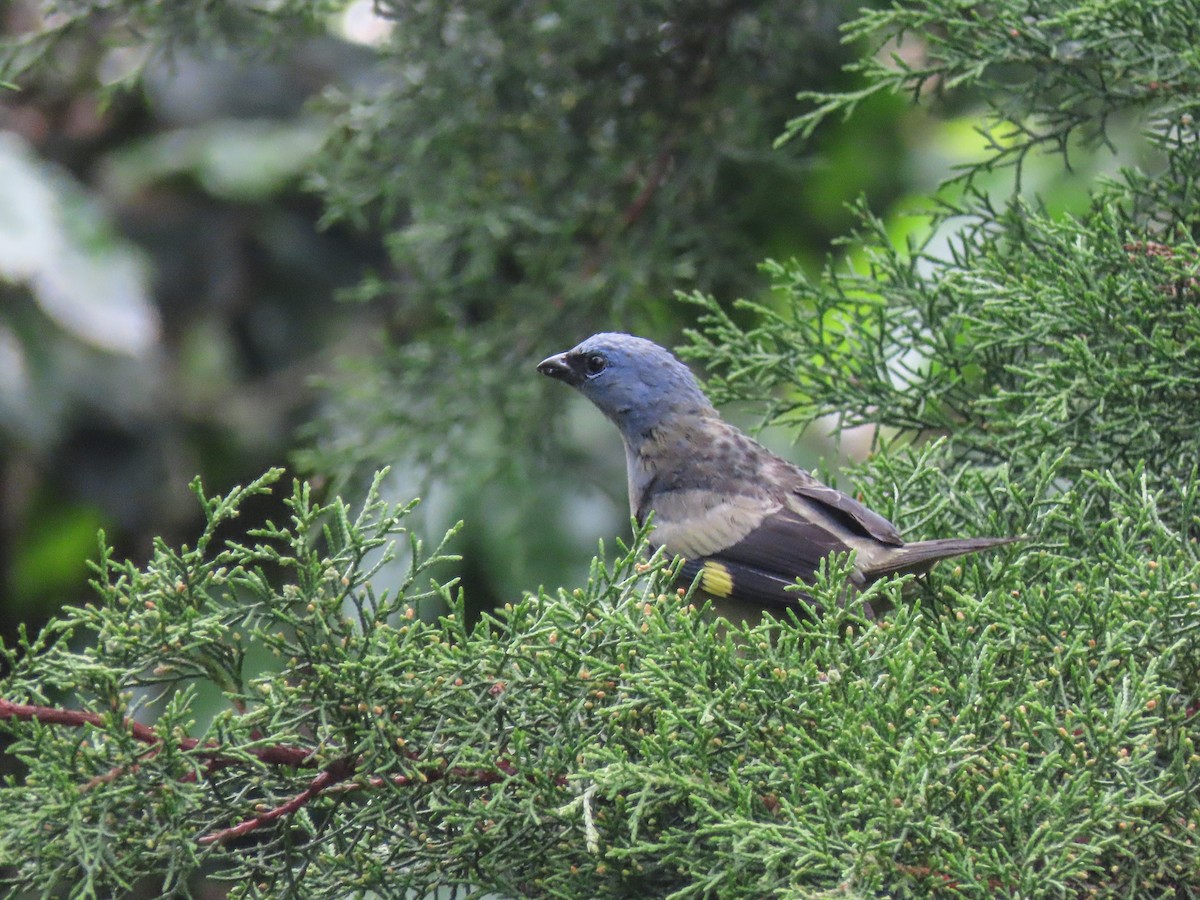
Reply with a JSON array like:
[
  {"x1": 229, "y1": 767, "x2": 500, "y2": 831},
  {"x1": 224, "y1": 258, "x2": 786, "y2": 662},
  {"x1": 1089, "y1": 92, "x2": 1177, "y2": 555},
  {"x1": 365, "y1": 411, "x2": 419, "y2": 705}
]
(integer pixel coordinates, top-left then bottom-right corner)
[
  {"x1": 197, "y1": 757, "x2": 356, "y2": 846},
  {"x1": 2, "y1": 697, "x2": 566, "y2": 847}
]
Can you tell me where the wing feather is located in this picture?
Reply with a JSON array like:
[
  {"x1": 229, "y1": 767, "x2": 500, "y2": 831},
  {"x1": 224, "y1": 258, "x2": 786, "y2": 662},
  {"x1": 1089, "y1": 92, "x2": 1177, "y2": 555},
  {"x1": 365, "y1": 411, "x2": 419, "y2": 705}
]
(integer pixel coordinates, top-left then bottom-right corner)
[
  {"x1": 660, "y1": 506, "x2": 867, "y2": 615},
  {"x1": 647, "y1": 490, "x2": 780, "y2": 559},
  {"x1": 790, "y1": 481, "x2": 903, "y2": 546},
  {"x1": 701, "y1": 508, "x2": 853, "y2": 581},
  {"x1": 677, "y1": 556, "x2": 821, "y2": 616}
]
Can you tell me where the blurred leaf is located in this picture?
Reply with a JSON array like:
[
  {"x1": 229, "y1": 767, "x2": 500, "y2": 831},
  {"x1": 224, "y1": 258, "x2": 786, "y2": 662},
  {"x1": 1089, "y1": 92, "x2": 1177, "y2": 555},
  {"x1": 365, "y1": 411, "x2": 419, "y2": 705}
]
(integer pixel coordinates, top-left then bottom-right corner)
[
  {"x1": 103, "y1": 119, "x2": 325, "y2": 201},
  {"x1": 10, "y1": 504, "x2": 106, "y2": 615},
  {"x1": 0, "y1": 133, "x2": 158, "y2": 356}
]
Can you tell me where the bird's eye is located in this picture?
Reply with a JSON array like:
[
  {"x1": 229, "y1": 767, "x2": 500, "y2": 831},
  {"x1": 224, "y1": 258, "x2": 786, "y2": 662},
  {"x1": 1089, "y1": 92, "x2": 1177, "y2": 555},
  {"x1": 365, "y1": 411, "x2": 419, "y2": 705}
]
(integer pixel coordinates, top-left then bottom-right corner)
[{"x1": 584, "y1": 354, "x2": 608, "y2": 376}]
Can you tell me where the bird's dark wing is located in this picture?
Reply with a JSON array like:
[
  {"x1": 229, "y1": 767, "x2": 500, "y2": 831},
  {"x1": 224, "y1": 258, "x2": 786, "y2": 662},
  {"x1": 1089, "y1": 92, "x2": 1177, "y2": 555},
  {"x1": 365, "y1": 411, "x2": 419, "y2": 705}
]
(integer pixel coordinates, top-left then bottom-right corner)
[
  {"x1": 677, "y1": 555, "x2": 822, "y2": 615},
  {"x1": 634, "y1": 420, "x2": 905, "y2": 613},
  {"x1": 663, "y1": 507, "x2": 861, "y2": 615},
  {"x1": 703, "y1": 507, "x2": 853, "y2": 580}
]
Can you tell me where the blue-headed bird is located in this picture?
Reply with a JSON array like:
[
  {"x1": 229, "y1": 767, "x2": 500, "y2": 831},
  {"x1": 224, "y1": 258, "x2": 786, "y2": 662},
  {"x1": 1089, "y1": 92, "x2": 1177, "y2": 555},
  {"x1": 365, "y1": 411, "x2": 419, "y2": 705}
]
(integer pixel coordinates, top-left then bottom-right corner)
[{"x1": 538, "y1": 333, "x2": 1018, "y2": 619}]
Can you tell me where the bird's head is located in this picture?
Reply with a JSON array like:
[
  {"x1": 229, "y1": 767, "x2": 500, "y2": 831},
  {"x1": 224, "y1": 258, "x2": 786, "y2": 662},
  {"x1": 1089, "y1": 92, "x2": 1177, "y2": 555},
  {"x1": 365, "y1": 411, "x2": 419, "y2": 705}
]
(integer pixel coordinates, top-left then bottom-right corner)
[{"x1": 538, "y1": 333, "x2": 716, "y2": 441}]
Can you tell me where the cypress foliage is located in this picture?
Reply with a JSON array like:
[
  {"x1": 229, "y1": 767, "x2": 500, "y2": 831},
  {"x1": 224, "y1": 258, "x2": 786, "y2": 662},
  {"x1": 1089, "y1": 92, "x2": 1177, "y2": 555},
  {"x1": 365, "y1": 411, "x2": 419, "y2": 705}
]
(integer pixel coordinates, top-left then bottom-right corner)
[{"x1": 2, "y1": 463, "x2": 1196, "y2": 896}]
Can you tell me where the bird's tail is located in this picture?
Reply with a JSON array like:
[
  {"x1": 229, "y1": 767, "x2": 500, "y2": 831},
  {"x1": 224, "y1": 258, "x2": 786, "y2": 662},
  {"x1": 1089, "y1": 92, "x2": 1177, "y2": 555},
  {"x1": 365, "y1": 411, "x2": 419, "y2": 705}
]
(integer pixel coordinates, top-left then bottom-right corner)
[{"x1": 866, "y1": 535, "x2": 1024, "y2": 579}]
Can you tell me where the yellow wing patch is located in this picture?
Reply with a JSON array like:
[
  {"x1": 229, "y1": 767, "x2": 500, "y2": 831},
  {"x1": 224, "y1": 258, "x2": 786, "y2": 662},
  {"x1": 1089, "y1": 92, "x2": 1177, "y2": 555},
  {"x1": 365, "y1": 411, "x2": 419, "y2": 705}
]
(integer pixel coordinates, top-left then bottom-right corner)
[{"x1": 699, "y1": 560, "x2": 734, "y2": 598}]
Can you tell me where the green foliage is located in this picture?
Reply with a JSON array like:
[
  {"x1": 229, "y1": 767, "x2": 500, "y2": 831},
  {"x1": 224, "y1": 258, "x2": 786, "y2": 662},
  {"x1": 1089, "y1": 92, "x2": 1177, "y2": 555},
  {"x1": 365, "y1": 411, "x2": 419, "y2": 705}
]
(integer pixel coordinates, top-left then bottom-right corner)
[
  {"x1": 0, "y1": 0, "x2": 328, "y2": 84},
  {"x1": 3, "y1": 0, "x2": 1200, "y2": 896},
  {"x1": 683, "y1": 197, "x2": 1200, "y2": 495},
  {"x1": 656, "y1": 0, "x2": 1200, "y2": 888},
  {"x1": 1, "y1": 0, "x2": 875, "y2": 484},
  {"x1": 0, "y1": 0, "x2": 911, "y2": 624},
  {"x1": 779, "y1": 0, "x2": 1200, "y2": 184},
  {"x1": 295, "y1": 0, "x2": 876, "y2": 484},
  {"x1": 2, "y1": 456, "x2": 1198, "y2": 897},
  {"x1": 0, "y1": 9, "x2": 384, "y2": 635},
  {"x1": 683, "y1": 0, "x2": 1200, "y2": 500},
  {"x1": 1, "y1": 470, "x2": 464, "y2": 894}
]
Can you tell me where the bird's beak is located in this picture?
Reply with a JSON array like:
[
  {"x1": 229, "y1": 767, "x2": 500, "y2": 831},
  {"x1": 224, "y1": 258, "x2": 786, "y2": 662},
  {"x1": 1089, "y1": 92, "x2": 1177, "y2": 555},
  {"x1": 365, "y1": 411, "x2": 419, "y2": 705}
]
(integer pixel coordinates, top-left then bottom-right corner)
[{"x1": 537, "y1": 352, "x2": 582, "y2": 386}]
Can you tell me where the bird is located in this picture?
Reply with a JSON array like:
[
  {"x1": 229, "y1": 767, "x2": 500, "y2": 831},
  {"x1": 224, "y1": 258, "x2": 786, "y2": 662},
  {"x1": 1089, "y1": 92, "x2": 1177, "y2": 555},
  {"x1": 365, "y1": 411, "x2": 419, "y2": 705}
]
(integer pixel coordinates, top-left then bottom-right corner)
[{"x1": 537, "y1": 332, "x2": 1019, "y2": 619}]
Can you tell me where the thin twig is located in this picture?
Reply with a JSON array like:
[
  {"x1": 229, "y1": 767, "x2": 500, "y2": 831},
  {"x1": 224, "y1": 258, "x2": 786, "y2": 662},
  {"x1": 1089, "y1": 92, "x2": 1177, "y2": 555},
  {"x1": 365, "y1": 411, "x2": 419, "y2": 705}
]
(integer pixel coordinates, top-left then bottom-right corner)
[{"x1": 197, "y1": 758, "x2": 356, "y2": 846}]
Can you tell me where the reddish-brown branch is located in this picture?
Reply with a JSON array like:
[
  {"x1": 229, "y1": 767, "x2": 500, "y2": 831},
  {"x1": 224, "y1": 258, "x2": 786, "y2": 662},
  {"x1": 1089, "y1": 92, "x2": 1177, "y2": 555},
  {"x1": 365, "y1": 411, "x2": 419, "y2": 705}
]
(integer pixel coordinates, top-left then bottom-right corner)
[
  {"x1": 83, "y1": 748, "x2": 160, "y2": 791},
  {"x1": 4, "y1": 698, "x2": 566, "y2": 845},
  {"x1": 0, "y1": 698, "x2": 160, "y2": 743},
  {"x1": 194, "y1": 760, "x2": 565, "y2": 845},
  {"x1": 198, "y1": 758, "x2": 356, "y2": 846},
  {"x1": 1, "y1": 698, "x2": 318, "y2": 785}
]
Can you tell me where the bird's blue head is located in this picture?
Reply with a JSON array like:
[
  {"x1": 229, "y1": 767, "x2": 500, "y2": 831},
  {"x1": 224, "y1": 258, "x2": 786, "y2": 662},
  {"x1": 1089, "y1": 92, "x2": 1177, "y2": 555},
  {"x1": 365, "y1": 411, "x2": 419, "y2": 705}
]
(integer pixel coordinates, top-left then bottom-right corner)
[{"x1": 538, "y1": 333, "x2": 716, "y2": 442}]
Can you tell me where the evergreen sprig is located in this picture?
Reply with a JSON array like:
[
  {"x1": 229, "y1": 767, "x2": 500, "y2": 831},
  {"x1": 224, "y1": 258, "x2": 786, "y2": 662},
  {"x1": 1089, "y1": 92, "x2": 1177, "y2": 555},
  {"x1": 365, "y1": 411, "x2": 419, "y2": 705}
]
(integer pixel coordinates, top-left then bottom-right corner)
[
  {"x1": 780, "y1": 0, "x2": 1200, "y2": 183},
  {"x1": 682, "y1": 0, "x2": 1200, "y2": 518},
  {"x1": 682, "y1": 197, "x2": 1200, "y2": 498}
]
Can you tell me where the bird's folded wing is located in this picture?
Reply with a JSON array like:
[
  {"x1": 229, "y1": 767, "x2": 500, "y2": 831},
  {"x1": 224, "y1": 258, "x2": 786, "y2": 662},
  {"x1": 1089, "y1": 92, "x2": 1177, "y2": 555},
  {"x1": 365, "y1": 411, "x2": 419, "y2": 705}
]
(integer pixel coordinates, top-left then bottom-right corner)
[
  {"x1": 647, "y1": 475, "x2": 907, "y2": 613},
  {"x1": 663, "y1": 506, "x2": 858, "y2": 613}
]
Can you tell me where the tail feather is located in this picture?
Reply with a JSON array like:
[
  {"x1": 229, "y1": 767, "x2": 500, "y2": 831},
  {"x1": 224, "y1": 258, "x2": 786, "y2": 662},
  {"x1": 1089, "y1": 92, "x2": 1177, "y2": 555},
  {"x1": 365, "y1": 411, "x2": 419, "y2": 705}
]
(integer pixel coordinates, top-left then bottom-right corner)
[{"x1": 865, "y1": 535, "x2": 1024, "y2": 579}]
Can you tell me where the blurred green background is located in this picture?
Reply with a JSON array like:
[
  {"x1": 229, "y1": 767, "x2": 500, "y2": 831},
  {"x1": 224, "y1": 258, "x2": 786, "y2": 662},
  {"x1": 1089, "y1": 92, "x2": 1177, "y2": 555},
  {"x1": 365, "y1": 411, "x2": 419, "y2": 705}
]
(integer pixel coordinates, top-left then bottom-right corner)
[{"x1": 0, "y1": 0, "x2": 1138, "y2": 643}]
